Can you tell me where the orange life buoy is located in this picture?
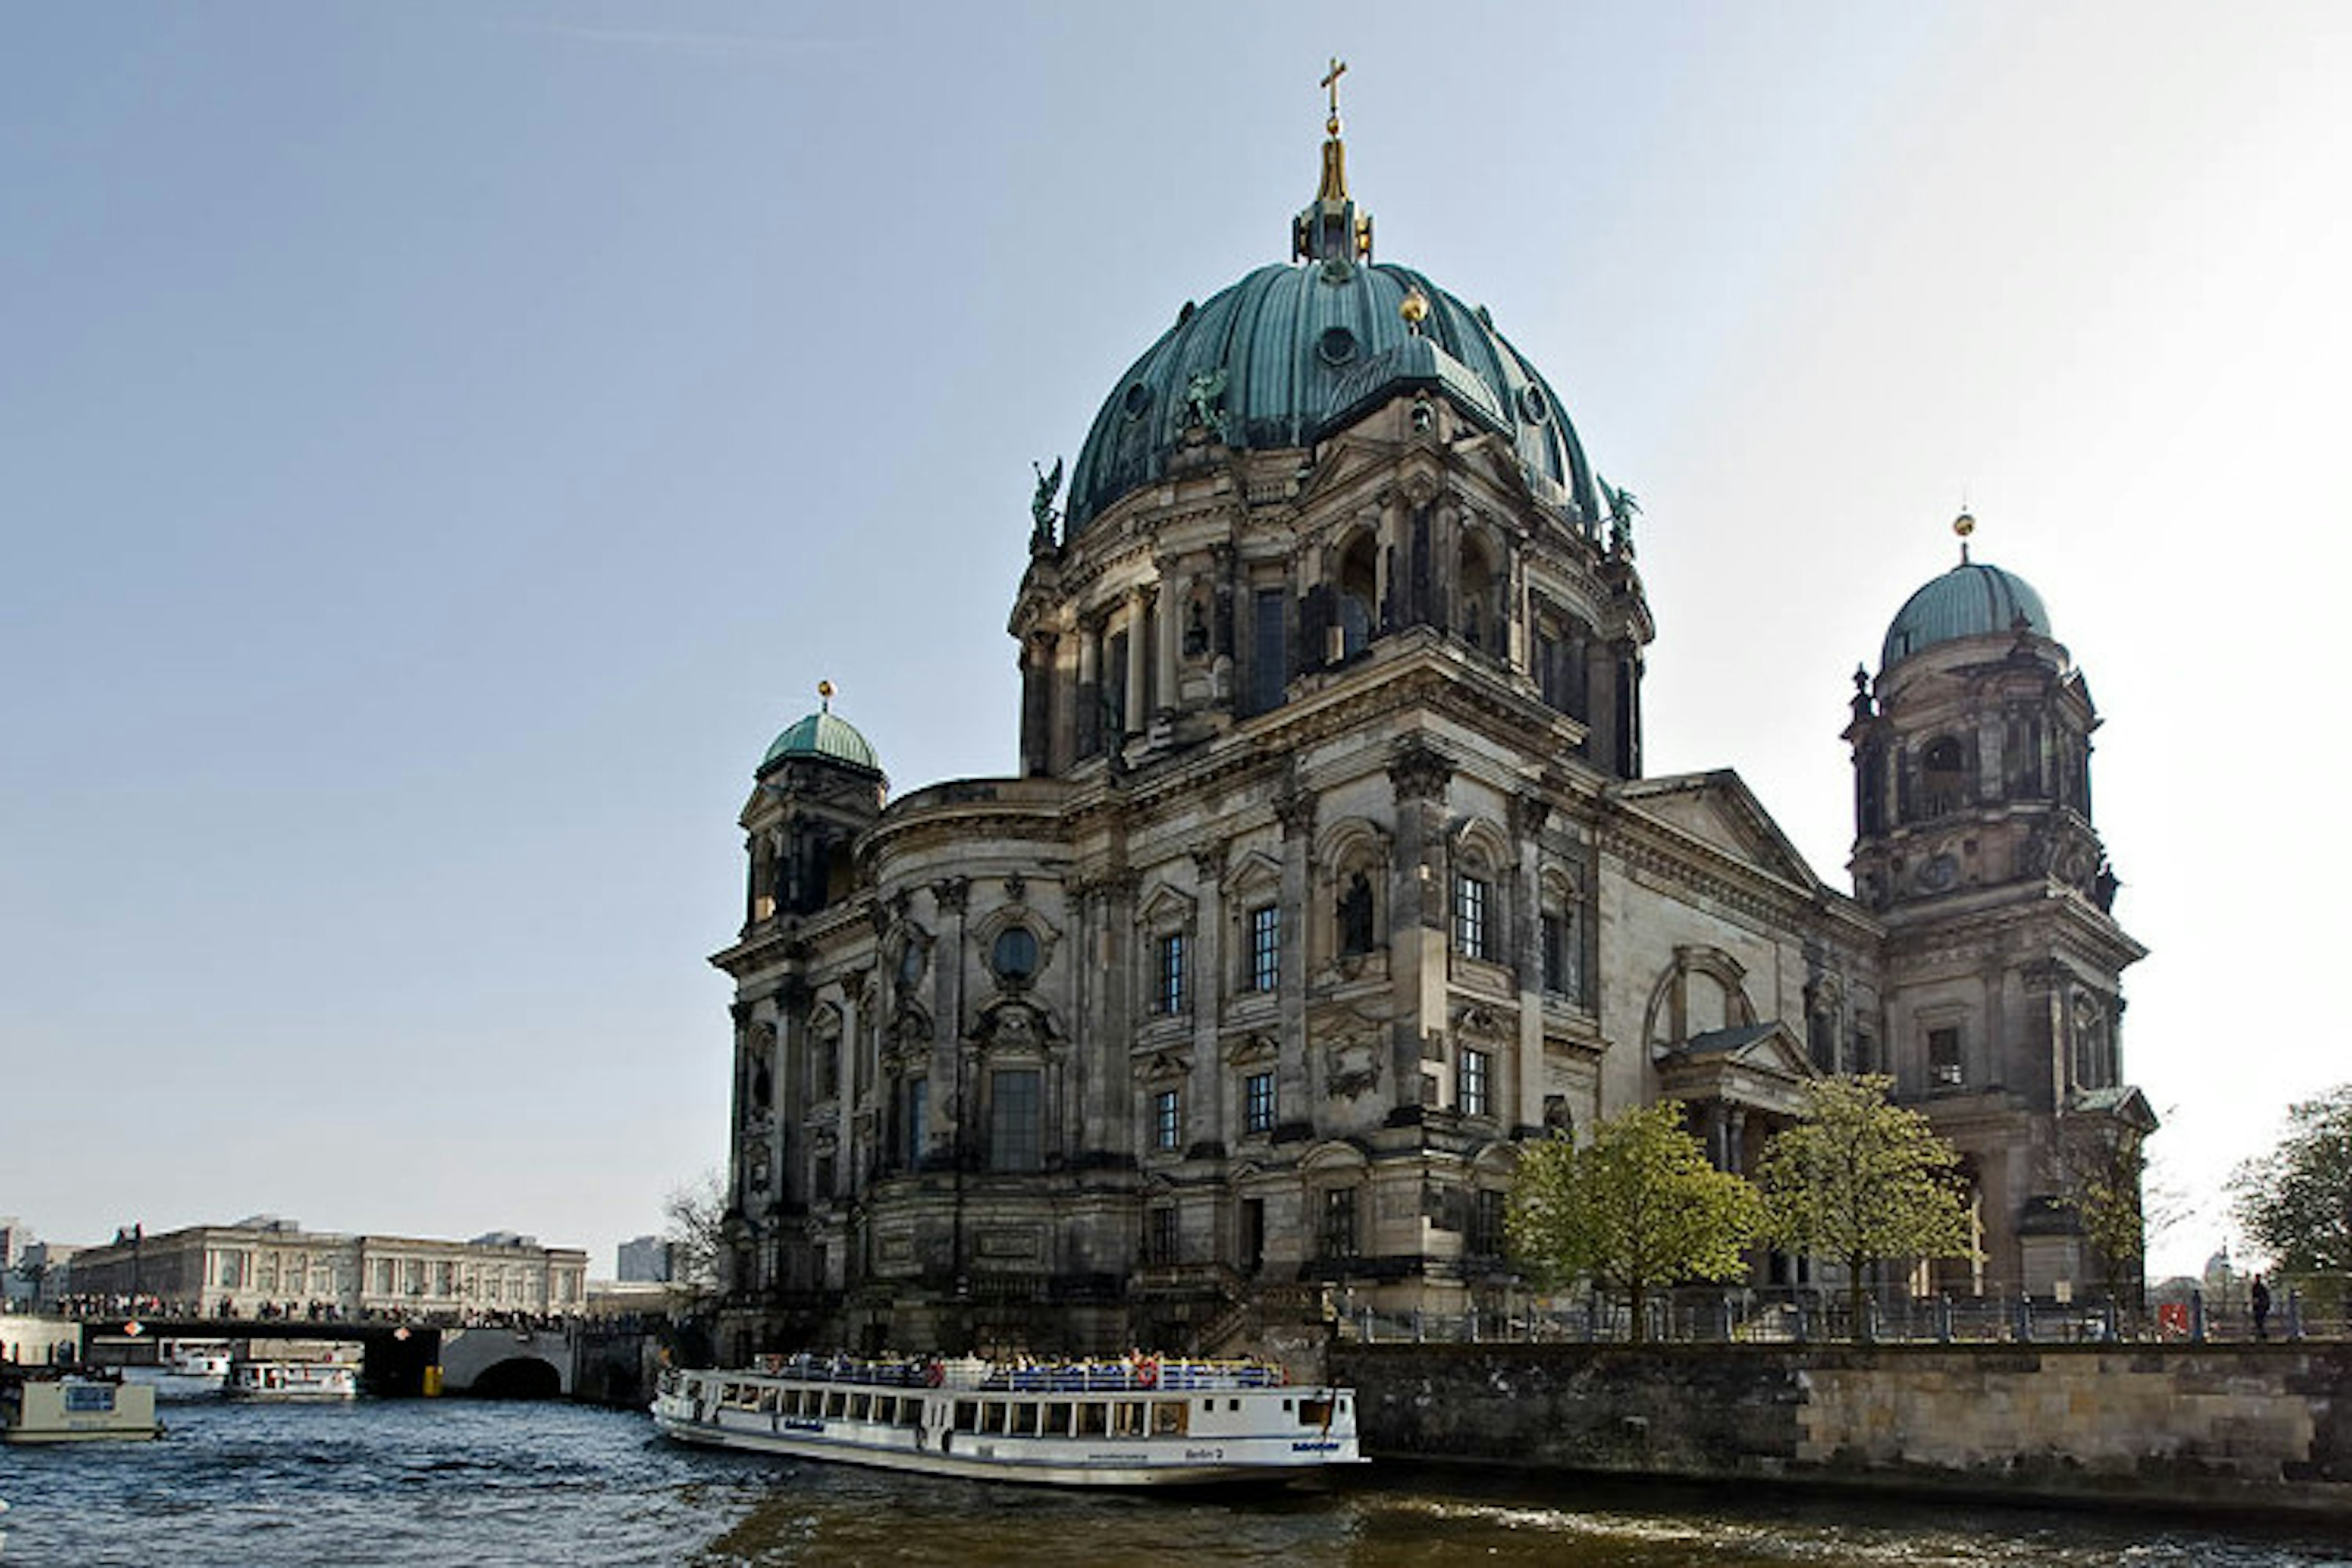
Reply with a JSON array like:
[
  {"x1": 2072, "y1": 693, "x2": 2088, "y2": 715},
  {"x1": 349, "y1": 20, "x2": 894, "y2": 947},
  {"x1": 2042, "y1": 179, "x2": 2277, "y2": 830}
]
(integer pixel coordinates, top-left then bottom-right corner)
[
  {"x1": 1134, "y1": 1357, "x2": 1158, "y2": 1389},
  {"x1": 924, "y1": 1360, "x2": 944, "y2": 1388}
]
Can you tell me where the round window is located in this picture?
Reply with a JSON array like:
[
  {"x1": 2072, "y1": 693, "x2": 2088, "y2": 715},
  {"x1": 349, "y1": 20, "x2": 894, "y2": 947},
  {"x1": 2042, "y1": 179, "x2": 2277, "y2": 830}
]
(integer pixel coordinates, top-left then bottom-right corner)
[
  {"x1": 1121, "y1": 382, "x2": 1153, "y2": 420},
  {"x1": 1518, "y1": 385, "x2": 1549, "y2": 423},
  {"x1": 992, "y1": 926, "x2": 1039, "y2": 982},
  {"x1": 1317, "y1": 326, "x2": 1359, "y2": 367}
]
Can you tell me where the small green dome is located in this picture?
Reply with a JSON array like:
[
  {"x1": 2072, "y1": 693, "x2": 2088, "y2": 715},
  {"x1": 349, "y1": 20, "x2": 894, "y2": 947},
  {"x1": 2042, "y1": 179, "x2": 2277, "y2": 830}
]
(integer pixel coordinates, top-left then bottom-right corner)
[
  {"x1": 759, "y1": 707, "x2": 881, "y2": 776},
  {"x1": 1880, "y1": 560, "x2": 2051, "y2": 671},
  {"x1": 1065, "y1": 260, "x2": 1597, "y2": 533}
]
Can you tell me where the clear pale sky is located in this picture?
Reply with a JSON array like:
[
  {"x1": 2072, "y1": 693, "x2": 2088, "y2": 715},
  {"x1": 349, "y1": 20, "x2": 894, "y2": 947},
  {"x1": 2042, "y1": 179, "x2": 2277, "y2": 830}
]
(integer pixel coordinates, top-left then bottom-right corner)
[{"x1": 5, "y1": 2, "x2": 2346, "y2": 1284}]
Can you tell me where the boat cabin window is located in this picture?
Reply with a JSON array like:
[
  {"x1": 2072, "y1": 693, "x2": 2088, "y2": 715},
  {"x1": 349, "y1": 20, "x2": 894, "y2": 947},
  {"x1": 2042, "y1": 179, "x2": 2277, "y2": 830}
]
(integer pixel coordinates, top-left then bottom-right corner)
[
  {"x1": 1042, "y1": 1401, "x2": 1073, "y2": 1436},
  {"x1": 1009, "y1": 1402, "x2": 1039, "y2": 1436},
  {"x1": 1152, "y1": 1400, "x2": 1188, "y2": 1436},
  {"x1": 824, "y1": 1390, "x2": 848, "y2": 1419},
  {"x1": 1297, "y1": 1397, "x2": 1334, "y2": 1427},
  {"x1": 758, "y1": 1388, "x2": 781, "y2": 1414},
  {"x1": 954, "y1": 1399, "x2": 981, "y2": 1433},
  {"x1": 794, "y1": 1389, "x2": 818, "y2": 1418},
  {"x1": 848, "y1": 1393, "x2": 871, "y2": 1421},
  {"x1": 903, "y1": 1398, "x2": 925, "y2": 1428},
  {"x1": 1113, "y1": 1401, "x2": 1147, "y2": 1439},
  {"x1": 982, "y1": 1401, "x2": 1009, "y2": 1435},
  {"x1": 1076, "y1": 1401, "x2": 1108, "y2": 1438}
]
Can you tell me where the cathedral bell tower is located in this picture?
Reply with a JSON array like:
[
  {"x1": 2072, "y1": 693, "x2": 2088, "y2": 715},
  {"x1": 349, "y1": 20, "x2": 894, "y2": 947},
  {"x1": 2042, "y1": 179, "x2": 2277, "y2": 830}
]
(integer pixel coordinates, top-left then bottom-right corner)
[{"x1": 1846, "y1": 515, "x2": 2153, "y2": 1300}]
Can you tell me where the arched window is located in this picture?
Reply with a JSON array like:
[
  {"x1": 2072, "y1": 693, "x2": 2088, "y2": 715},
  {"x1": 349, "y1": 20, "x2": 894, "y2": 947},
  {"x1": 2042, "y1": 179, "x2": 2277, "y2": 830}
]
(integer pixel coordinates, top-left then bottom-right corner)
[
  {"x1": 1921, "y1": 736, "x2": 1966, "y2": 818},
  {"x1": 1458, "y1": 538, "x2": 1496, "y2": 652}
]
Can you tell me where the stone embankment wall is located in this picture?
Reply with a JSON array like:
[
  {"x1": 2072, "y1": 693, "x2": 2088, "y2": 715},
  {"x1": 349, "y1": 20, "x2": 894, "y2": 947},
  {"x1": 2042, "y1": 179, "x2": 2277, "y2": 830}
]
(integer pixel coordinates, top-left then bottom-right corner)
[{"x1": 1331, "y1": 1341, "x2": 2352, "y2": 1518}]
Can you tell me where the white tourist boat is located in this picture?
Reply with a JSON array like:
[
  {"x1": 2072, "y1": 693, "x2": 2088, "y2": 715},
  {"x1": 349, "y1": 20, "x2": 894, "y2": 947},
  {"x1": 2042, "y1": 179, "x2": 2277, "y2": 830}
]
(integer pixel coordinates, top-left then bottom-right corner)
[
  {"x1": 119, "y1": 1342, "x2": 232, "y2": 1401},
  {"x1": 224, "y1": 1357, "x2": 360, "y2": 1401},
  {"x1": 1, "y1": 1370, "x2": 163, "y2": 1444},
  {"x1": 654, "y1": 1354, "x2": 1362, "y2": 1487}
]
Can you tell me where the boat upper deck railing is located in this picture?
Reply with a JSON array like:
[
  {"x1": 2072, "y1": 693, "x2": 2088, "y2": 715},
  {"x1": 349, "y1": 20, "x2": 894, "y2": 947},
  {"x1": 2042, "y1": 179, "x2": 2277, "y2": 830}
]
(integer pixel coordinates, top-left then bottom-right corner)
[{"x1": 739, "y1": 1353, "x2": 1290, "y2": 1393}]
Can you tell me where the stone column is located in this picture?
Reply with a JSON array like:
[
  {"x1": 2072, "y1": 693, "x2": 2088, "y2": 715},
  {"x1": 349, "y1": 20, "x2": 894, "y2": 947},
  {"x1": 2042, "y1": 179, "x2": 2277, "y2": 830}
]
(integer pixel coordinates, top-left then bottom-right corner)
[
  {"x1": 1124, "y1": 589, "x2": 1148, "y2": 738},
  {"x1": 1276, "y1": 787, "x2": 1317, "y2": 1121},
  {"x1": 1154, "y1": 570, "x2": 1179, "y2": 720},
  {"x1": 1189, "y1": 840, "x2": 1227, "y2": 1150},
  {"x1": 1511, "y1": 794, "x2": 1550, "y2": 1132},
  {"x1": 1387, "y1": 739, "x2": 1453, "y2": 1108},
  {"x1": 929, "y1": 877, "x2": 969, "y2": 1169}
]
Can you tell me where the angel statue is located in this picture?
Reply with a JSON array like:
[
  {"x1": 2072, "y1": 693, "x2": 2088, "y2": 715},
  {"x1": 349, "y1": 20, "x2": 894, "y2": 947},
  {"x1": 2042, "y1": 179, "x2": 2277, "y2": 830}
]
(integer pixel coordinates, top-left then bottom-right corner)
[
  {"x1": 1599, "y1": 475, "x2": 1641, "y2": 558},
  {"x1": 1030, "y1": 456, "x2": 1063, "y2": 551}
]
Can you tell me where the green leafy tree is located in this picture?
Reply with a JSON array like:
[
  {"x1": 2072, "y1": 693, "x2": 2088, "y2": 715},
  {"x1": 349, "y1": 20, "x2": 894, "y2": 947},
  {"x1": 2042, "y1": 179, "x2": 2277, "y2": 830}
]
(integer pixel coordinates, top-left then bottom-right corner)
[
  {"x1": 2060, "y1": 1128, "x2": 2154, "y2": 1297},
  {"x1": 1757, "y1": 1075, "x2": 1976, "y2": 1336},
  {"x1": 1506, "y1": 1099, "x2": 1760, "y2": 1343},
  {"x1": 2230, "y1": 1085, "x2": 2352, "y2": 1314}
]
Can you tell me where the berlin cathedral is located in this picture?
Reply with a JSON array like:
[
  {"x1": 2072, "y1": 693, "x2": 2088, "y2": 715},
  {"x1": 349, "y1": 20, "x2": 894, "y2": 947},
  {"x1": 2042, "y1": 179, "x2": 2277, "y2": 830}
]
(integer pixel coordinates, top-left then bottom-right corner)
[{"x1": 709, "y1": 83, "x2": 2154, "y2": 1359}]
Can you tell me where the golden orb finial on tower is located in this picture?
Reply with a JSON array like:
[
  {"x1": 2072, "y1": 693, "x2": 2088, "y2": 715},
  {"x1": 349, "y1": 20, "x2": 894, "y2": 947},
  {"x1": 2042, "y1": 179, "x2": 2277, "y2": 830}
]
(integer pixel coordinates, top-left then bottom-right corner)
[
  {"x1": 817, "y1": 679, "x2": 835, "y2": 711},
  {"x1": 1953, "y1": 508, "x2": 1976, "y2": 564}
]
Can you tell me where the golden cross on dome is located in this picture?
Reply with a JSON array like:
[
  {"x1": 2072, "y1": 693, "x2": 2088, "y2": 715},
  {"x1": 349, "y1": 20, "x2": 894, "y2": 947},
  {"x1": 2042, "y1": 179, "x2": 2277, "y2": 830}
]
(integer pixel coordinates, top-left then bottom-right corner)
[{"x1": 1321, "y1": 57, "x2": 1348, "y2": 130}]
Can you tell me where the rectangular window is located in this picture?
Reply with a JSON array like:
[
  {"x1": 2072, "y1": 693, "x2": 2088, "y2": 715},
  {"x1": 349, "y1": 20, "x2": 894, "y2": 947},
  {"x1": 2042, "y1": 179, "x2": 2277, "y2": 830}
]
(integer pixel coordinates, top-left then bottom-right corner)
[
  {"x1": 1153, "y1": 1088, "x2": 1181, "y2": 1152},
  {"x1": 1470, "y1": 1188, "x2": 1507, "y2": 1259},
  {"x1": 1145, "y1": 1207, "x2": 1178, "y2": 1266},
  {"x1": 1240, "y1": 1197, "x2": 1265, "y2": 1274},
  {"x1": 815, "y1": 1155, "x2": 835, "y2": 1200},
  {"x1": 1155, "y1": 932, "x2": 1185, "y2": 1015},
  {"x1": 904, "y1": 1075, "x2": 928, "y2": 1166},
  {"x1": 1248, "y1": 904, "x2": 1280, "y2": 992},
  {"x1": 1243, "y1": 1071, "x2": 1276, "y2": 1135},
  {"x1": 1320, "y1": 1188, "x2": 1359, "y2": 1261},
  {"x1": 1540, "y1": 913, "x2": 1566, "y2": 994},
  {"x1": 1454, "y1": 874, "x2": 1491, "y2": 960},
  {"x1": 1250, "y1": 587, "x2": 1286, "y2": 714},
  {"x1": 990, "y1": 1068, "x2": 1044, "y2": 1172},
  {"x1": 1459, "y1": 1049, "x2": 1491, "y2": 1118},
  {"x1": 1106, "y1": 630, "x2": 1129, "y2": 735},
  {"x1": 1928, "y1": 1028, "x2": 1964, "y2": 1087}
]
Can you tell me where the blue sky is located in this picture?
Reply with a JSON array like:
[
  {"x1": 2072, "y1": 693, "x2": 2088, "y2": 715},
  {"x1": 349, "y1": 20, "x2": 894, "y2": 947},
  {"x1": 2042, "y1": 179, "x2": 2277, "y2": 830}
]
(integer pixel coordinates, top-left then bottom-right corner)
[{"x1": 5, "y1": 1, "x2": 2346, "y2": 1282}]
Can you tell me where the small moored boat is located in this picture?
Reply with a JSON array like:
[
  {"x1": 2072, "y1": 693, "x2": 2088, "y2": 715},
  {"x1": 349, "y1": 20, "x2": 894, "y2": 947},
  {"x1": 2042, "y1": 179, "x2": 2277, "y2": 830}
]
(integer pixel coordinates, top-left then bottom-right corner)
[
  {"x1": 1, "y1": 1370, "x2": 163, "y2": 1444},
  {"x1": 653, "y1": 1354, "x2": 1363, "y2": 1487},
  {"x1": 119, "y1": 1343, "x2": 233, "y2": 1402},
  {"x1": 224, "y1": 1358, "x2": 360, "y2": 1401}
]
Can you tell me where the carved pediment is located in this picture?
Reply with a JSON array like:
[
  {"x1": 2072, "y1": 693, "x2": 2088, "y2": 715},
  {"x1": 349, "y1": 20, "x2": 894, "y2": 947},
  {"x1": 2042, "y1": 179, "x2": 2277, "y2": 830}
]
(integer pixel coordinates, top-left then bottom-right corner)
[
  {"x1": 1221, "y1": 1031, "x2": 1280, "y2": 1068},
  {"x1": 1451, "y1": 999, "x2": 1517, "y2": 1045},
  {"x1": 1137, "y1": 1049, "x2": 1191, "y2": 1086}
]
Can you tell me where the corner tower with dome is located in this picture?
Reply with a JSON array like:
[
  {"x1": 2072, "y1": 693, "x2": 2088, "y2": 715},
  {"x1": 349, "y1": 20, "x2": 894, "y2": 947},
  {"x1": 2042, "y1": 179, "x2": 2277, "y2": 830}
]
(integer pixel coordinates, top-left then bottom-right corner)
[{"x1": 706, "y1": 84, "x2": 2150, "y2": 1360}]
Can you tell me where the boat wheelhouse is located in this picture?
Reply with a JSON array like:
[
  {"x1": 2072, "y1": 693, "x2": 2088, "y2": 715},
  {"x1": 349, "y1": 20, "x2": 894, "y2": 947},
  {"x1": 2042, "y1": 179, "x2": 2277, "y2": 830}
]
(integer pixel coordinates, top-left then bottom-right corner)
[
  {"x1": 1, "y1": 1371, "x2": 163, "y2": 1444},
  {"x1": 653, "y1": 1355, "x2": 1363, "y2": 1487}
]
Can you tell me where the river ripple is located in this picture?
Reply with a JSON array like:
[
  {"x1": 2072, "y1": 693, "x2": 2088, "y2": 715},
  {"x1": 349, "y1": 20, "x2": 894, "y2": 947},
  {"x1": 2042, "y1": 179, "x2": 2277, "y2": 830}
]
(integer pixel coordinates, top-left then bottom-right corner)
[{"x1": 0, "y1": 1401, "x2": 2344, "y2": 1567}]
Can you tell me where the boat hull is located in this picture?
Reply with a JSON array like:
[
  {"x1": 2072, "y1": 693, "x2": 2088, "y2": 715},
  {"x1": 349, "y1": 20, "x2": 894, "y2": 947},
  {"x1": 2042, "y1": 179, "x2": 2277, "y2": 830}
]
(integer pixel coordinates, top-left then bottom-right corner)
[
  {"x1": 652, "y1": 1360, "x2": 1362, "y2": 1488},
  {"x1": 2, "y1": 1377, "x2": 163, "y2": 1444}
]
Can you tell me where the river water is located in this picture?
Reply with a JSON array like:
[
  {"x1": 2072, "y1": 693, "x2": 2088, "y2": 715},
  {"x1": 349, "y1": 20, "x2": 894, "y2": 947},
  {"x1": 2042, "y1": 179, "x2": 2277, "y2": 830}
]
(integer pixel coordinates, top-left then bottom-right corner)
[{"x1": 0, "y1": 1400, "x2": 2345, "y2": 1567}]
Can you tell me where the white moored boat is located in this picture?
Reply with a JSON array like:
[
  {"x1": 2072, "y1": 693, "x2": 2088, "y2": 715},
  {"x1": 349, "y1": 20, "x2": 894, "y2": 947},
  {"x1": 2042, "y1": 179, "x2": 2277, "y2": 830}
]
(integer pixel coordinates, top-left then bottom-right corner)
[
  {"x1": 119, "y1": 1342, "x2": 233, "y2": 1401},
  {"x1": 1, "y1": 1370, "x2": 163, "y2": 1444},
  {"x1": 652, "y1": 1354, "x2": 1363, "y2": 1487},
  {"x1": 224, "y1": 1358, "x2": 359, "y2": 1401}
]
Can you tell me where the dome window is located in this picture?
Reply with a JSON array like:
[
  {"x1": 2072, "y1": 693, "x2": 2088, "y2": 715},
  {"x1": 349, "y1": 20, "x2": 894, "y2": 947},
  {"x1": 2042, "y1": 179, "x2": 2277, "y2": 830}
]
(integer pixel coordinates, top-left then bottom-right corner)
[
  {"x1": 1121, "y1": 382, "x2": 1153, "y2": 421},
  {"x1": 1518, "y1": 385, "x2": 1548, "y2": 423},
  {"x1": 1317, "y1": 326, "x2": 1359, "y2": 366}
]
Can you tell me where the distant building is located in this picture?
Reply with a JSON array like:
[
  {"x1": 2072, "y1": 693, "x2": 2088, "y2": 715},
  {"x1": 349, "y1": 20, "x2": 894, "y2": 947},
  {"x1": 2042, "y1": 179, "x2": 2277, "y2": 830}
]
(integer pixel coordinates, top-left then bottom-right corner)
[
  {"x1": 69, "y1": 1217, "x2": 588, "y2": 1319},
  {"x1": 0, "y1": 1216, "x2": 28, "y2": 1270},
  {"x1": 616, "y1": 1235, "x2": 674, "y2": 1283}
]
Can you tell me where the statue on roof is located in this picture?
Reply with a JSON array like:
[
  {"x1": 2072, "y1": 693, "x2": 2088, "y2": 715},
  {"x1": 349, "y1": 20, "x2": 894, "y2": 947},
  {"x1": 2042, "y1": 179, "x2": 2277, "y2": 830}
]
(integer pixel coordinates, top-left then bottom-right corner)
[
  {"x1": 1178, "y1": 367, "x2": 1229, "y2": 443},
  {"x1": 1600, "y1": 477, "x2": 1640, "y2": 557},
  {"x1": 1030, "y1": 456, "x2": 1063, "y2": 551}
]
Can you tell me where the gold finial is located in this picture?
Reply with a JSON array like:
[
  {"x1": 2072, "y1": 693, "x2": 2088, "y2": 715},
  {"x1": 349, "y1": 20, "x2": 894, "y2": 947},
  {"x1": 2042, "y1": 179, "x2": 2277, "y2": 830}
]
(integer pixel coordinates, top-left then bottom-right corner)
[
  {"x1": 817, "y1": 679, "x2": 835, "y2": 711},
  {"x1": 1316, "y1": 57, "x2": 1351, "y2": 203},
  {"x1": 1953, "y1": 508, "x2": 1975, "y2": 564},
  {"x1": 1400, "y1": 286, "x2": 1430, "y2": 334}
]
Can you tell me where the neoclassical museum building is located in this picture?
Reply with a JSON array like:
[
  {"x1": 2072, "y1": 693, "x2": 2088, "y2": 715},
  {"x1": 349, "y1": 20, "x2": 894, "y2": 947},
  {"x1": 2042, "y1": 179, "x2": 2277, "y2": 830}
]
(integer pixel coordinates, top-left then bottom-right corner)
[{"x1": 709, "y1": 96, "x2": 2153, "y2": 1358}]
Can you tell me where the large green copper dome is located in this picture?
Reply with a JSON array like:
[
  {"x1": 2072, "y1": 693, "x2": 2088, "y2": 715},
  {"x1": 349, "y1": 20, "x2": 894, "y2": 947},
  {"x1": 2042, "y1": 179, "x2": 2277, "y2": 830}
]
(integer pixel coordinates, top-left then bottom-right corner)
[
  {"x1": 1880, "y1": 559, "x2": 2051, "y2": 671},
  {"x1": 1066, "y1": 260, "x2": 1597, "y2": 534}
]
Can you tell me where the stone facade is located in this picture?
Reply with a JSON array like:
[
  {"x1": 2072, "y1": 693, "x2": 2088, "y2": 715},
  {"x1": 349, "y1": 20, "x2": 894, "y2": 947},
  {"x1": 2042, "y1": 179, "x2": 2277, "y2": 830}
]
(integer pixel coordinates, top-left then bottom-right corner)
[
  {"x1": 69, "y1": 1220, "x2": 588, "y2": 1319},
  {"x1": 711, "y1": 124, "x2": 2149, "y2": 1360},
  {"x1": 1333, "y1": 1341, "x2": 2352, "y2": 1517}
]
